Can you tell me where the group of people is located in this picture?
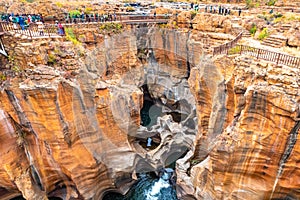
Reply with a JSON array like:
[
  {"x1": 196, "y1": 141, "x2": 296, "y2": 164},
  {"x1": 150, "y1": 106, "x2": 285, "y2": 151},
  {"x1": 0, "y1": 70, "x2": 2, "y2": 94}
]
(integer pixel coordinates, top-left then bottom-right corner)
[
  {"x1": 1, "y1": 13, "x2": 44, "y2": 30},
  {"x1": 204, "y1": 5, "x2": 243, "y2": 16},
  {"x1": 205, "y1": 5, "x2": 233, "y2": 16},
  {"x1": 65, "y1": 12, "x2": 118, "y2": 24},
  {"x1": 0, "y1": 13, "x2": 65, "y2": 36}
]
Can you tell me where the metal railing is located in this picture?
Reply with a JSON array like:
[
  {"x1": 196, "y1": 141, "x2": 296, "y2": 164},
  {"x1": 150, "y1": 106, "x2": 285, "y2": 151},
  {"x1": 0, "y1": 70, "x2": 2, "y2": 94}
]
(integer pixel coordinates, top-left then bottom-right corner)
[
  {"x1": 0, "y1": 22, "x2": 61, "y2": 39},
  {"x1": 0, "y1": 14, "x2": 171, "y2": 39},
  {"x1": 63, "y1": 14, "x2": 171, "y2": 24},
  {"x1": 212, "y1": 31, "x2": 300, "y2": 68},
  {"x1": 212, "y1": 32, "x2": 243, "y2": 56},
  {"x1": 238, "y1": 45, "x2": 300, "y2": 68}
]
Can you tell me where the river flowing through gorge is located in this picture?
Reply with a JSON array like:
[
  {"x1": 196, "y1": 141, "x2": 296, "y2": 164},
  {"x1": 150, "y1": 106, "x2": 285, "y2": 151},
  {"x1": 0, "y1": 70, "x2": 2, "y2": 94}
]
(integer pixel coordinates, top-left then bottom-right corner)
[{"x1": 103, "y1": 169, "x2": 177, "y2": 200}]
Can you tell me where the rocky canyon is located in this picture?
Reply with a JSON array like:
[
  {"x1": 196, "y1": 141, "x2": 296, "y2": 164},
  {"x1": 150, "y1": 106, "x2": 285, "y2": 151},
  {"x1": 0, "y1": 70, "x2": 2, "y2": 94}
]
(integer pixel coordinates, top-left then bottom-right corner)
[{"x1": 0, "y1": 2, "x2": 300, "y2": 200}]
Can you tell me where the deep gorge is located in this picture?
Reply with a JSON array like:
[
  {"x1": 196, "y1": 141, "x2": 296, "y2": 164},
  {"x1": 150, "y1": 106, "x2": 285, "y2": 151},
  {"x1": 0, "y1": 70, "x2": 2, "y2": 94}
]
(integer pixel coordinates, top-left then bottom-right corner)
[{"x1": 0, "y1": 17, "x2": 300, "y2": 200}]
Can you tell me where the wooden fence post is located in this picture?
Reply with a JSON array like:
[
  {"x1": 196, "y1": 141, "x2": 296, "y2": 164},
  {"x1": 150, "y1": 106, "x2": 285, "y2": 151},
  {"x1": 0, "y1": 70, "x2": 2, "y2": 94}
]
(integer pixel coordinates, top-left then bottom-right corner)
[
  {"x1": 29, "y1": 29, "x2": 32, "y2": 40},
  {"x1": 257, "y1": 49, "x2": 261, "y2": 59},
  {"x1": 276, "y1": 53, "x2": 281, "y2": 65}
]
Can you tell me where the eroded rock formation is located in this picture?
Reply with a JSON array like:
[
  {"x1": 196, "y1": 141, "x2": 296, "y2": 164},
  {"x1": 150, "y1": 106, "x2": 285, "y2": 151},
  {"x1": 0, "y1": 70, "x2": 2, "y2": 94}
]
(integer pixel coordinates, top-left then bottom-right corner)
[
  {"x1": 0, "y1": 27, "x2": 203, "y2": 199},
  {"x1": 0, "y1": 15, "x2": 300, "y2": 200}
]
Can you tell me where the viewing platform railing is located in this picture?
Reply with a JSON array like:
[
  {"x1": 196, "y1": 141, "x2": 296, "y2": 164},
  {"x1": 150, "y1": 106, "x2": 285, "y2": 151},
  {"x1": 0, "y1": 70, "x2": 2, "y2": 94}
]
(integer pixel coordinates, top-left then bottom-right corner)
[
  {"x1": 0, "y1": 22, "x2": 60, "y2": 39},
  {"x1": 213, "y1": 31, "x2": 299, "y2": 68},
  {"x1": 212, "y1": 32, "x2": 243, "y2": 56},
  {"x1": 0, "y1": 14, "x2": 171, "y2": 39},
  {"x1": 62, "y1": 14, "x2": 171, "y2": 24},
  {"x1": 237, "y1": 45, "x2": 300, "y2": 68}
]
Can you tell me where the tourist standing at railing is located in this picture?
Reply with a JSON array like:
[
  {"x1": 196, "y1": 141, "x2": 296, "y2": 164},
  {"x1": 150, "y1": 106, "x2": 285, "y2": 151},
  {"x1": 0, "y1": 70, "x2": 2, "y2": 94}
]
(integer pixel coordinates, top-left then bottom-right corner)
[
  {"x1": 28, "y1": 15, "x2": 32, "y2": 24},
  {"x1": 81, "y1": 11, "x2": 85, "y2": 23},
  {"x1": 95, "y1": 13, "x2": 99, "y2": 22},
  {"x1": 113, "y1": 12, "x2": 116, "y2": 21},
  {"x1": 36, "y1": 20, "x2": 44, "y2": 36},
  {"x1": 86, "y1": 14, "x2": 90, "y2": 22},
  {"x1": 58, "y1": 22, "x2": 64, "y2": 35},
  {"x1": 19, "y1": 16, "x2": 25, "y2": 30}
]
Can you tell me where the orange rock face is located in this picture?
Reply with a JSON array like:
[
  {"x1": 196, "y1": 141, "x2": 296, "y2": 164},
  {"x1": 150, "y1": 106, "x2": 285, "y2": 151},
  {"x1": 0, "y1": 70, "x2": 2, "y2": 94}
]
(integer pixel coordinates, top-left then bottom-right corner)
[
  {"x1": 187, "y1": 56, "x2": 300, "y2": 200},
  {"x1": 0, "y1": 27, "x2": 201, "y2": 199}
]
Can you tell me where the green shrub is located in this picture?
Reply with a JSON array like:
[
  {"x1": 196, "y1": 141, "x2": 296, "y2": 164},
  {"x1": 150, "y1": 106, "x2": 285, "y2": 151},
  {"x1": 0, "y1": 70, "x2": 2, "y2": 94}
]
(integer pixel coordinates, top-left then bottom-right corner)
[
  {"x1": 12, "y1": 65, "x2": 21, "y2": 73},
  {"x1": 126, "y1": 6, "x2": 135, "y2": 12},
  {"x1": 48, "y1": 53, "x2": 56, "y2": 65},
  {"x1": 258, "y1": 28, "x2": 269, "y2": 40},
  {"x1": 257, "y1": 14, "x2": 267, "y2": 21},
  {"x1": 55, "y1": 2, "x2": 63, "y2": 8},
  {"x1": 267, "y1": 0, "x2": 276, "y2": 6},
  {"x1": 158, "y1": 23, "x2": 169, "y2": 29},
  {"x1": 85, "y1": 7, "x2": 93, "y2": 14},
  {"x1": 99, "y1": 23, "x2": 123, "y2": 33},
  {"x1": 250, "y1": 24, "x2": 257, "y2": 36},
  {"x1": 65, "y1": 28, "x2": 81, "y2": 45},
  {"x1": 246, "y1": 0, "x2": 255, "y2": 8},
  {"x1": 190, "y1": 10, "x2": 197, "y2": 20},
  {"x1": 0, "y1": 73, "x2": 6, "y2": 81},
  {"x1": 69, "y1": 10, "x2": 81, "y2": 18},
  {"x1": 228, "y1": 45, "x2": 241, "y2": 55},
  {"x1": 190, "y1": 159, "x2": 201, "y2": 166},
  {"x1": 273, "y1": 13, "x2": 283, "y2": 18},
  {"x1": 21, "y1": 0, "x2": 34, "y2": 3}
]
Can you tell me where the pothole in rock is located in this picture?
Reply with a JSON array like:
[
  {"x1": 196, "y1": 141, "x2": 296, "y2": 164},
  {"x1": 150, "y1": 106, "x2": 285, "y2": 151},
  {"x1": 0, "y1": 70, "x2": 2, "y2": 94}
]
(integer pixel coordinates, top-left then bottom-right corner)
[
  {"x1": 140, "y1": 84, "x2": 162, "y2": 128},
  {"x1": 132, "y1": 82, "x2": 197, "y2": 153}
]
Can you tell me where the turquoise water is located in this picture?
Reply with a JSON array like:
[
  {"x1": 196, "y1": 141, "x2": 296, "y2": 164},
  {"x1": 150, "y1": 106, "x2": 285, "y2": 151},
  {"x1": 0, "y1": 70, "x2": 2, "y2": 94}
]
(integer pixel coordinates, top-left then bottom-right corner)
[{"x1": 103, "y1": 171, "x2": 178, "y2": 200}]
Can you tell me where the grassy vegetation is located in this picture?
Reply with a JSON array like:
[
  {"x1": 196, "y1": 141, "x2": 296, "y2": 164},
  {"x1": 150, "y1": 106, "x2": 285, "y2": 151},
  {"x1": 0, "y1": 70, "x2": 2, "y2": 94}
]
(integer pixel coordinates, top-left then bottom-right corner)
[
  {"x1": 20, "y1": 0, "x2": 35, "y2": 3},
  {"x1": 69, "y1": 10, "x2": 81, "y2": 18},
  {"x1": 99, "y1": 23, "x2": 123, "y2": 34},
  {"x1": 158, "y1": 23, "x2": 170, "y2": 29},
  {"x1": 256, "y1": 12, "x2": 299, "y2": 24},
  {"x1": 250, "y1": 23, "x2": 257, "y2": 36},
  {"x1": 126, "y1": 6, "x2": 135, "y2": 12},
  {"x1": 266, "y1": 0, "x2": 277, "y2": 6},
  {"x1": 0, "y1": 73, "x2": 6, "y2": 81},
  {"x1": 55, "y1": 2, "x2": 63, "y2": 8},
  {"x1": 246, "y1": 0, "x2": 255, "y2": 8},
  {"x1": 12, "y1": 66, "x2": 21, "y2": 73},
  {"x1": 8, "y1": 55, "x2": 21, "y2": 73},
  {"x1": 228, "y1": 45, "x2": 242, "y2": 55},
  {"x1": 190, "y1": 10, "x2": 197, "y2": 20},
  {"x1": 47, "y1": 53, "x2": 57, "y2": 65},
  {"x1": 258, "y1": 28, "x2": 269, "y2": 40},
  {"x1": 65, "y1": 28, "x2": 81, "y2": 45},
  {"x1": 85, "y1": 7, "x2": 93, "y2": 14}
]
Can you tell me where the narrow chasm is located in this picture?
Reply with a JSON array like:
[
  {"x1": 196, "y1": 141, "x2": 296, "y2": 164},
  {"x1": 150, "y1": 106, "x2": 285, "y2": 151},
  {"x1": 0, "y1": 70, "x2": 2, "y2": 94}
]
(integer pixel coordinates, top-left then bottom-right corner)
[{"x1": 120, "y1": 28, "x2": 198, "y2": 199}]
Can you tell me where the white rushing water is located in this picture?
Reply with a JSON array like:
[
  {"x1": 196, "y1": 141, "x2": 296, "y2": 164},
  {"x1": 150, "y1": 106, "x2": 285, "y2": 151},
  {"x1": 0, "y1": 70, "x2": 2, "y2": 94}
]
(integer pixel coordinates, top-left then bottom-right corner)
[{"x1": 145, "y1": 170, "x2": 172, "y2": 200}]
